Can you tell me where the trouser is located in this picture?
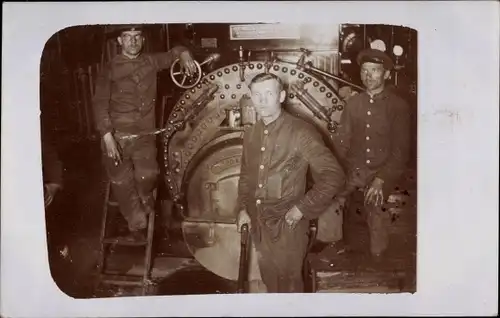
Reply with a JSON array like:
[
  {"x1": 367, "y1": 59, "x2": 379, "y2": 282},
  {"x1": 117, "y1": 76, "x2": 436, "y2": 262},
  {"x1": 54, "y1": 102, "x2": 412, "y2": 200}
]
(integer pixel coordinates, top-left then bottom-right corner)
[
  {"x1": 252, "y1": 220, "x2": 309, "y2": 293},
  {"x1": 102, "y1": 135, "x2": 159, "y2": 232},
  {"x1": 345, "y1": 191, "x2": 391, "y2": 255}
]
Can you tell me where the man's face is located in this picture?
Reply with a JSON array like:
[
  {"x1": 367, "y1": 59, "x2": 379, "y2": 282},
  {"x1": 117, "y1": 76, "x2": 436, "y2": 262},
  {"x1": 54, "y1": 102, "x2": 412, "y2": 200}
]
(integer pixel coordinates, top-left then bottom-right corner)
[
  {"x1": 360, "y1": 62, "x2": 390, "y2": 91},
  {"x1": 117, "y1": 30, "x2": 144, "y2": 56},
  {"x1": 249, "y1": 79, "x2": 286, "y2": 119}
]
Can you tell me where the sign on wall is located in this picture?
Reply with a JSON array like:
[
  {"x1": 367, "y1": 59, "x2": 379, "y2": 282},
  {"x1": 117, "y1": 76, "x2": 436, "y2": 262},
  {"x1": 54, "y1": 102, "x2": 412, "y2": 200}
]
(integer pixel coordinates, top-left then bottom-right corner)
[{"x1": 229, "y1": 23, "x2": 301, "y2": 40}]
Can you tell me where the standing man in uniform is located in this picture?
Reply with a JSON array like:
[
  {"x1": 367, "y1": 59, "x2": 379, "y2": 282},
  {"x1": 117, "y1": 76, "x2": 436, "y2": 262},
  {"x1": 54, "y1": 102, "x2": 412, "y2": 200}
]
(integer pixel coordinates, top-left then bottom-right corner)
[
  {"x1": 92, "y1": 25, "x2": 197, "y2": 241},
  {"x1": 236, "y1": 72, "x2": 346, "y2": 293},
  {"x1": 334, "y1": 48, "x2": 411, "y2": 261}
]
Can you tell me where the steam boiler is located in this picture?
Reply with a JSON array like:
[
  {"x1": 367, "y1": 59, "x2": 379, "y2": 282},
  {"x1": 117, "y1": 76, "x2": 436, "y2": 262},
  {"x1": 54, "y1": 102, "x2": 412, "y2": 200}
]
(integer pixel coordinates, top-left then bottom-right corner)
[{"x1": 99, "y1": 23, "x2": 417, "y2": 295}]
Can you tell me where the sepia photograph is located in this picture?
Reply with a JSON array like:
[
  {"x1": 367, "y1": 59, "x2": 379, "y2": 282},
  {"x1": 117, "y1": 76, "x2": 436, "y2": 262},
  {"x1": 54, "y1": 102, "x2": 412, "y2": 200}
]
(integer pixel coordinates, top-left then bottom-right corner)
[
  {"x1": 2, "y1": 1, "x2": 498, "y2": 317},
  {"x1": 41, "y1": 22, "x2": 418, "y2": 297}
]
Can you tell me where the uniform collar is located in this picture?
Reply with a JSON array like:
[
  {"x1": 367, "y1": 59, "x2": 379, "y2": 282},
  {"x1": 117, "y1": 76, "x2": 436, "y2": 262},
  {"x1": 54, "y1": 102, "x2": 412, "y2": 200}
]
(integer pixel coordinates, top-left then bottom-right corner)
[
  {"x1": 364, "y1": 86, "x2": 392, "y2": 101},
  {"x1": 257, "y1": 109, "x2": 286, "y2": 131}
]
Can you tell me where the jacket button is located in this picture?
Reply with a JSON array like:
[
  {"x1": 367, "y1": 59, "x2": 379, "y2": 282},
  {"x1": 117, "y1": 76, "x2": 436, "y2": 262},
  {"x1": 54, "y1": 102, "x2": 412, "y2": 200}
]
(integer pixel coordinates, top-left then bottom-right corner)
[
  {"x1": 256, "y1": 199, "x2": 261, "y2": 205},
  {"x1": 366, "y1": 136, "x2": 370, "y2": 140},
  {"x1": 264, "y1": 130, "x2": 269, "y2": 135},
  {"x1": 258, "y1": 184, "x2": 263, "y2": 188},
  {"x1": 261, "y1": 147, "x2": 265, "y2": 151},
  {"x1": 366, "y1": 160, "x2": 371, "y2": 164},
  {"x1": 366, "y1": 148, "x2": 371, "y2": 152},
  {"x1": 259, "y1": 165, "x2": 264, "y2": 169},
  {"x1": 367, "y1": 111, "x2": 372, "y2": 115},
  {"x1": 366, "y1": 124, "x2": 370, "y2": 128}
]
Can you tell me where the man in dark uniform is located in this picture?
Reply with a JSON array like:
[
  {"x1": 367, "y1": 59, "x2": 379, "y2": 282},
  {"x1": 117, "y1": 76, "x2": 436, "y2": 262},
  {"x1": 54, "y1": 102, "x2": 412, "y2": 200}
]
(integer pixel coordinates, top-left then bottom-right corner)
[
  {"x1": 92, "y1": 24, "x2": 197, "y2": 240},
  {"x1": 334, "y1": 48, "x2": 411, "y2": 260},
  {"x1": 236, "y1": 72, "x2": 346, "y2": 293}
]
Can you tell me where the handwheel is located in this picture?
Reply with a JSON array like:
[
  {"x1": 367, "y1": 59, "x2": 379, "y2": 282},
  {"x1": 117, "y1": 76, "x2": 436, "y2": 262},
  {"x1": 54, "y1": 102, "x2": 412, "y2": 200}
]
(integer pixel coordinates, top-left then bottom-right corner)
[{"x1": 170, "y1": 58, "x2": 203, "y2": 89}]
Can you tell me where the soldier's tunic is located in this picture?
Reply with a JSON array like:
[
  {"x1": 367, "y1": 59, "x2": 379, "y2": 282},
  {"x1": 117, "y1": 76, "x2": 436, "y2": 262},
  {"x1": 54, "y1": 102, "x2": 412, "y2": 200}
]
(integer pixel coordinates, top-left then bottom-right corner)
[
  {"x1": 92, "y1": 46, "x2": 188, "y2": 231},
  {"x1": 334, "y1": 88, "x2": 411, "y2": 255},
  {"x1": 237, "y1": 110, "x2": 345, "y2": 292}
]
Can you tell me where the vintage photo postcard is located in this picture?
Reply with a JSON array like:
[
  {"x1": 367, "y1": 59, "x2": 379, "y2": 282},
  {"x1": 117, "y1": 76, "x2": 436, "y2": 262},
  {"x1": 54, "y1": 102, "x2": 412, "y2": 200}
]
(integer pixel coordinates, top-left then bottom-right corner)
[{"x1": 2, "y1": 1, "x2": 498, "y2": 317}]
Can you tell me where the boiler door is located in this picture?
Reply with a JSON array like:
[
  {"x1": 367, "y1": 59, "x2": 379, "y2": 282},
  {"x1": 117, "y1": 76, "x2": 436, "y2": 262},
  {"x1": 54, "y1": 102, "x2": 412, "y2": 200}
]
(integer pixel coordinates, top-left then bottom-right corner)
[{"x1": 182, "y1": 141, "x2": 261, "y2": 281}]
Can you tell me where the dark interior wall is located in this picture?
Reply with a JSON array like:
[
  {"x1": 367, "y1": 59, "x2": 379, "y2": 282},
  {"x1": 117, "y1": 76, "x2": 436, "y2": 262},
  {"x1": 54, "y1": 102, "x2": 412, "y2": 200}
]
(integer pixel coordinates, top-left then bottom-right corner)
[{"x1": 40, "y1": 23, "x2": 418, "y2": 148}]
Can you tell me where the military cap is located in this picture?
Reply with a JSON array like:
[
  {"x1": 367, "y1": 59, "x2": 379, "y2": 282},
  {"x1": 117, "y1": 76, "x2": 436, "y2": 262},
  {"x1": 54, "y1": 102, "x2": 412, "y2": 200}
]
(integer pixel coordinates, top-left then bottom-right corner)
[
  {"x1": 106, "y1": 24, "x2": 144, "y2": 37},
  {"x1": 356, "y1": 48, "x2": 394, "y2": 70}
]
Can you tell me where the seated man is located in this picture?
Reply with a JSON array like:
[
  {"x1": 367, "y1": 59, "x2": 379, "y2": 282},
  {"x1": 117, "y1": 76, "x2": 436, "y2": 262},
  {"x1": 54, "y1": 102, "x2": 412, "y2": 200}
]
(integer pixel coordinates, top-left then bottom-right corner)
[
  {"x1": 235, "y1": 72, "x2": 346, "y2": 293},
  {"x1": 333, "y1": 48, "x2": 411, "y2": 261}
]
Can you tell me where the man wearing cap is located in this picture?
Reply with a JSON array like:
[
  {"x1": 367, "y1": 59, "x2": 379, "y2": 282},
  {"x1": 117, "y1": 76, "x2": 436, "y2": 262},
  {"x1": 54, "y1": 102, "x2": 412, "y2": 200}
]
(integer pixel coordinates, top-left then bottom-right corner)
[
  {"x1": 333, "y1": 48, "x2": 411, "y2": 261},
  {"x1": 92, "y1": 24, "x2": 197, "y2": 241}
]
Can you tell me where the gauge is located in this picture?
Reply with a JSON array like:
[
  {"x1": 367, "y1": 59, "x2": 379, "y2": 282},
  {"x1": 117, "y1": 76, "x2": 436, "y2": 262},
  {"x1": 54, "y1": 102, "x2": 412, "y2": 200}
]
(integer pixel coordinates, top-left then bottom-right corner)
[
  {"x1": 370, "y1": 39, "x2": 386, "y2": 52},
  {"x1": 393, "y1": 45, "x2": 404, "y2": 57}
]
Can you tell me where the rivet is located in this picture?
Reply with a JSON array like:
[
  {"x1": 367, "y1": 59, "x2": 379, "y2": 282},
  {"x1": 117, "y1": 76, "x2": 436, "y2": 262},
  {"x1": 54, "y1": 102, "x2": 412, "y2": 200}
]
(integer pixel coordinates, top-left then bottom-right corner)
[
  {"x1": 180, "y1": 100, "x2": 185, "y2": 105},
  {"x1": 337, "y1": 105, "x2": 344, "y2": 111},
  {"x1": 313, "y1": 81, "x2": 320, "y2": 87},
  {"x1": 191, "y1": 89, "x2": 196, "y2": 93},
  {"x1": 169, "y1": 120, "x2": 174, "y2": 124},
  {"x1": 225, "y1": 84, "x2": 230, "y2": 89},
  {"x1": 282, "y1": 67, "x2": 288, "y2": 72},
  {"x1": 291, "y1": 70, "x2": 297, "y2": 75},
  {"x1": 257, "y1": 63, "x2": 263, "y2": 69},
  {"x1": 217, "y1": 71, "x2": 223, "y2": 77},
  {"x1": 326, "y1": 92, "x2": 333, "y2": 98},
  {"x1": 197, "y1": 84, "x2": 202, "y2": 88},
  {"x1": 232, "y1": 66, "x2": 238, "y2": 72},
  {"x1": 173, "y1": 113, "x2": 177, "y2": 117},
  {"x1": 210, "y1": 75, "x2": 215, "y2": 80},
  {"x1": 320, "y1": 87, "x2": 326, "y2": 92},
  {"x1": 237, "y1": 84, "x2": 242, "y2": 89},
  {"x1": 273, "y1": 65, "x2": 279, "y2": 71},
  {"x1": 224, "y1": 68, "x2": 230, "y2": 74},
  {"x1": 175, "y1": 168, "x2": 180, "y2": 173},
  {"x1": 289, "y1": 93, "x2": 295, "y2": 99},
  {"x1": 332, "y1": 98, "x2": 338, "y2": 104},
  {"x1": 305, "y1": 77, "x2": 312, "y2": 82},
  {"x1": 167, "y1": 127, "x2": 171, "y2": 131},
  {"x1": 249, "y1": 64, "x2": 255, "y2": 69},
  {"x1": 231, "y1": 94, "x2": 236, "y2": 99},
  {"x1": 220, "y1": 94, "x2": 225, "y2": 99},
  {"x1": 185, "y1": 94, "x2": 190, "y2": 99},
  {"x1": 298, "y1": 73, "x2": 304, "y2": 79}
]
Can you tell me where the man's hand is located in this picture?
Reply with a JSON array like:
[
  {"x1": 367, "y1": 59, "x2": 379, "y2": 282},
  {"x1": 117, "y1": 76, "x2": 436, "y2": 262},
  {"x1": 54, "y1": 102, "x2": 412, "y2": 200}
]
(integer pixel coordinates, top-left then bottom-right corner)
[
  {"x1": 364, "y1": 177, "x2": 385, "y2": 207},
  {"x1": 103, "y1": 132, "x2": 122, "y2": 165},
  {"x1": 44, "y1": 183, "x2": 61, "y2": 208},
  {"x1": 285, "y1": 205, "x2": 304, "y2": 229},
  {"x1": 179, "y1": 51, "x2": 197, "y2": 77},
  {"x1": 237, "y1": 209, "x2": 251, "y2": 233}
]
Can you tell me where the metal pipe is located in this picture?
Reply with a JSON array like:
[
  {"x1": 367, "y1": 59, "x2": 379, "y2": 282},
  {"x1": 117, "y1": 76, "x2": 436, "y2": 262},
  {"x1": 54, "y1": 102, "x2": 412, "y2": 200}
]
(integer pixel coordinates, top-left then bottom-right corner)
[
  {"x1": 290, "y1": 83, "x2": 330, "y2": 122},
  {"x1": 303, "y1": 62, "x2": 365, "y2": 91}
]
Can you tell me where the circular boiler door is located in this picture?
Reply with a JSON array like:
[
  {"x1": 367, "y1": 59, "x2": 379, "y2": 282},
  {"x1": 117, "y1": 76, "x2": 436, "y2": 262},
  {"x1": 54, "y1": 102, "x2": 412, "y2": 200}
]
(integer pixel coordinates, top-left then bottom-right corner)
[
  {"x1": 181, "y1": 135, "x2": 261, "y2": 282},
  {"x1": 185, "y1": 140, "x2": 242, "y2": 221}
]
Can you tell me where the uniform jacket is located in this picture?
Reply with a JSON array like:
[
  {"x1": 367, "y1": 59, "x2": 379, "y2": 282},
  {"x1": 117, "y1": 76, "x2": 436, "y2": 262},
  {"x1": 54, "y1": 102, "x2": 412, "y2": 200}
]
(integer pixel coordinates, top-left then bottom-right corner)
[
  {"x1": 92, "y1": 46, "x2": 188, "y2": 136},
  {"x1": 237, "y1": 110, "x2": 346, "y2": 242},
  {"x1": 333, "y1": 87, "x2": 411, "y2": 197}
]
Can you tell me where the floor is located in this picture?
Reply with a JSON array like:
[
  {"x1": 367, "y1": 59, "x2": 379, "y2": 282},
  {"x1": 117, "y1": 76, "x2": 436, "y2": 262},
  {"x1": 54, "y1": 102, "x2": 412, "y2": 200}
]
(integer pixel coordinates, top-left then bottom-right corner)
[{"x1": 45, "y1": 137, "x2": 417, "y2": 298}]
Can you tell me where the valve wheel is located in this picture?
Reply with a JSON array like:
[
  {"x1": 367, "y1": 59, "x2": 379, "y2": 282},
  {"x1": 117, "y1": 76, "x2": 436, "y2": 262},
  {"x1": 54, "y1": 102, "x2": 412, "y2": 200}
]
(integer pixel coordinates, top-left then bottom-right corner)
[{"x1": 170, "y1": 58, "x2": 203, "y2": 89}]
